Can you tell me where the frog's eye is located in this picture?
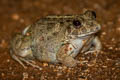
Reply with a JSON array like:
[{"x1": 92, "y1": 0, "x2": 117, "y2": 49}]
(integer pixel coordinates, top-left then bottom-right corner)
[{"x1": 73, "y1": 20, "x2": 81, "y2": 29}]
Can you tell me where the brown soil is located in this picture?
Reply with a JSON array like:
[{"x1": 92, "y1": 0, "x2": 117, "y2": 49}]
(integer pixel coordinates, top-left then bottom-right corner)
[{"x1": 0, "y1": 0, "x2": 120, "y2": 80}]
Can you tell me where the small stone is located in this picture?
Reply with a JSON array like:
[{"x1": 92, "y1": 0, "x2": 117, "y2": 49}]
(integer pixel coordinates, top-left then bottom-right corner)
[
  {"x1": 20, "y1": 18, "x2": 25, "y2": 23},
  {"x1": 43, "y1": 63, "x2": 48, "y2": 67},
  {"x1": 78, "y1": 78, "x2": 86, "y2": 80},
  {"x1": 62, "y1": 66, "x2": 67, "y2": 70},
  {"x1": 0, "y1": 39, "x2": 7, "y2": 48},
  {"x1": 39, "y1": 67, "x2": 43, "y2": 70},
  {"x1": 112, "y1": 68, "x2": 115, "y2": 70},
  {"x1": 30, "y1": 76, "x2": 34, "y2": 79},
  {"x1": 108, "y1": 46, "x2": 113, "y2": 50},
  {"x1": 111, "y1": 38, "x2": 115, "y2": 41},
  {"x1": 102, "y1": 65, "x2": 107, "y2": 68},
  {"x1": 40, "y1": 75, "x2": 45, "y2": 80},
  {"x1": 53, "y1": 69, "x2": 57, "y2": 72},
  {"x1": 12, "y1": 13, "x2": 20, "y2": 20},
  {"x1": 6, "y1": 59, "x2": 10, "y2": 62},
  {"x1": 117, "y1": 17, "x2": 120, "y2": 22},
  {"x1": 57, "y1": 72, "x2": 62, "y2": 76},
  {"x1": 115, "y1": 48, "x2": 119, "y2": 51},
  {"x1": 23, "y1": 72, "x2": 28, "y2": 80},
  {"x1": 58, "y1": 66, "x2": 63, "y2": 70},
  {"x1": 102, "y1": 32, "x2": 106, "y2": 35},
  {"x1": 67, "y1": 68, "x2": 72, "y2": 73},
  {"x1": 1, "y1": 73, "x2": 5, "y2": 77},
  {"x1": 49, "y1": 64, "x2": 55, "y2": 68},
  {"x1": 9, "y1": 67, "x2": 12, "y2": 70},
  {"x1": 67, "y1": 78, "x2": 70, "y2": 80},
  {"x1": 116, "y1": 27, "x2": 120, "y2": 31}
]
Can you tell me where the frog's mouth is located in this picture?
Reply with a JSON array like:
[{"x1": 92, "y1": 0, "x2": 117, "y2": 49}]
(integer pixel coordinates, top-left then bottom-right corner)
[{"x1": 69, "y1": 25, "x2": 101, "y2": 38}]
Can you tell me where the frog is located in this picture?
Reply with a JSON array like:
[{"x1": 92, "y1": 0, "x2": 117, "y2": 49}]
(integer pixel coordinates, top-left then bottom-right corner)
[{"x1": 10, "y1": 10, "x2": 102, "y2": 68}]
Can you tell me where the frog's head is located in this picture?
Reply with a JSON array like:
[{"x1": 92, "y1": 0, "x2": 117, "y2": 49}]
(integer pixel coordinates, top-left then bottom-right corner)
[
  {"x1": 68, "y1": 10, "x2": 101, "y2": 38},
  {"x1": 10, "y1": 33, "x2": 32, "y2": 57}
]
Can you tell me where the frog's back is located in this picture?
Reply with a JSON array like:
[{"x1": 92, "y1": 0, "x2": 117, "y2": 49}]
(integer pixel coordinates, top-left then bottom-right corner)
[{"x1": 25, "y1": 15, "x2": 75, "y2": 63}]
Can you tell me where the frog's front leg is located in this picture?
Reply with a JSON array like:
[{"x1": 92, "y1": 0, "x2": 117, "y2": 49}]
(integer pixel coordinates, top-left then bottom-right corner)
[
  {"x1": 85, "y1": 36, "x2": 102, "y2": 54},
  {"x1": 19, "y1": 58, "x2": 41, "y2": 69},
  {"x1": 10, "y1": 51, "x2": 27, "y2": 68},
  {"x1": 56, "y1": 43, "x2": 79, "y2": 67}
]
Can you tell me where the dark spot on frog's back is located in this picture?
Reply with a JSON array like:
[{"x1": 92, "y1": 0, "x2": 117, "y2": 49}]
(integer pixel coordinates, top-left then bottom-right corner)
[
  {"x1": 47, "y1": 35, "x2": 54, "y2": 40},
  {"x1": 67, "y1": 26, "x2": 71, "y2": 33},
  {"x1": 66, "y1": 19, "x2": 71, "y2": 22},
  {"x1": 59, "y1": 21, "x2": 64, "y2": 24},
  {"x1": 39, "y1": 36, "x2": 44, "y2": 41},
  {"x1": 46, "y1": 23, "x2": 54, "y2": 30},
  {"x1": 52, "y1": 32, "x2": 59, "y2": 36}
]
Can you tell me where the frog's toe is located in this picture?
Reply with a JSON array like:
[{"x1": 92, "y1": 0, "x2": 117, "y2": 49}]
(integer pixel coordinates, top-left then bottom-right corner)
[
  {"x1": 10, "y1": 53, "x2": 27, "y2": 69},
  {"x1": 20, "y1": 58, "x2": 41, "y2": 69},
  {"x1": 85, "y1": 50, "x2": 100, "y2": 54},
  {"x1": 84, "y1": 50, "x2": 101, "y2": 57}
]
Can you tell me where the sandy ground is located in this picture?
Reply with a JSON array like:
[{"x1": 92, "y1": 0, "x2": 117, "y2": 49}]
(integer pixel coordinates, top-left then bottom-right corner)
[{"x1": 0, "y1": 0, "x2": 120, "y2": 80}]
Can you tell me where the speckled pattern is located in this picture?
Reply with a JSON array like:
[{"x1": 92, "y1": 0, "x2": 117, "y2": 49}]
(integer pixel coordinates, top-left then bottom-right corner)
[{"x1": 0, "y1": 0, "x2": 120, "y2": 80}]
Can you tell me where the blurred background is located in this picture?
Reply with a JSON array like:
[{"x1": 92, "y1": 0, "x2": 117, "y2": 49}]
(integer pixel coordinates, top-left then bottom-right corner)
[{"x1": 0, "y1": 0, "x2": 120, "y2": 80}]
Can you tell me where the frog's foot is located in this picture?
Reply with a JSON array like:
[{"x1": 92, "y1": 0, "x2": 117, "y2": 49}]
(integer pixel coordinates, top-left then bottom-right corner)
[
  {"x1": 10, "y1": 52, "x2": 27, "y2": 69},
  {"x1": 60, "y1": 56, "x2": 80, "y2": 67},
  {"x1": 10, "y1": 50, "x2": 27, "y2": 69},
  {"x1": 19, "y1": 58, "x2": 41, "y2": 69},
  {"x1": 84, "y1": 50, "x2": 100, "y2": 57}
]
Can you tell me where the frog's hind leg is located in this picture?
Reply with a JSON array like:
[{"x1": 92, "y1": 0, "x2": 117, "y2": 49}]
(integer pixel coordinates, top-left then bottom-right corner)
[
  {"x1": 10, "y1": 51, "x2": 27, "y2": 69},
  {"x1": 10, "y1": 50, "x2": 41, "y2": 69},
  {"x1": 56, "y1": 43, "x2": 80, "y2": 67}
]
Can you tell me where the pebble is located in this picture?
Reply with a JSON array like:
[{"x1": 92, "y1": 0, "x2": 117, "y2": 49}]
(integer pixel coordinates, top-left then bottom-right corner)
[
  {"x1": 1, "y1": 73, "x2": 5, "y2": 77},
  {"x1": 102, "y1": 65, "x2": 107, "y2": 68},
  {"x1": 57, "y1": 72, "x2": 62, "y2": 76},
  {"x1": 43, "y1": 63, "x2": 48, "y2": 67},
  {"x1": 0, "y1": 39, "x2": 7, "y2": 48},
  {"x1": 116, "y1": 27, "x2": 120, "y2": 31},
  {"x1": 20, "y1": 18, "x2": 25, "y2": 23},
  {"x1": 6, "y1": 59, "x2": 10, "y2": 63},
  {"x1": 9, "y1": 67, "x2": 12, "y2": 70},
  {"x1": 22, "y1": 72, "x2": 28, "y2": 80},
  {"x1": 58, "y1": 66, "x2": 64, "y2": 70},
  {"x1": 62, "y1": 66, "x2": 67, "y2": 70},
  {"x1": 102, "y1": 32, "x2": 106, "y2": 35},
  {"x1": 11, "y1": 13, "x2": 20, "y2": 20},
  {"x1": 108, "y1": 46, "x2": 113, "y2": 50},
  {"x1": 67, "y1": 78, "x2": 70, "y2": 80}
]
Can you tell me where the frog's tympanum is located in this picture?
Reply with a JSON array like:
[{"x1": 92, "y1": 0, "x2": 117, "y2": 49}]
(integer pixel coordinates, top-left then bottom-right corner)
[{"x1": 10, "y1": 10, "x2": 102, "y2": 68}]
